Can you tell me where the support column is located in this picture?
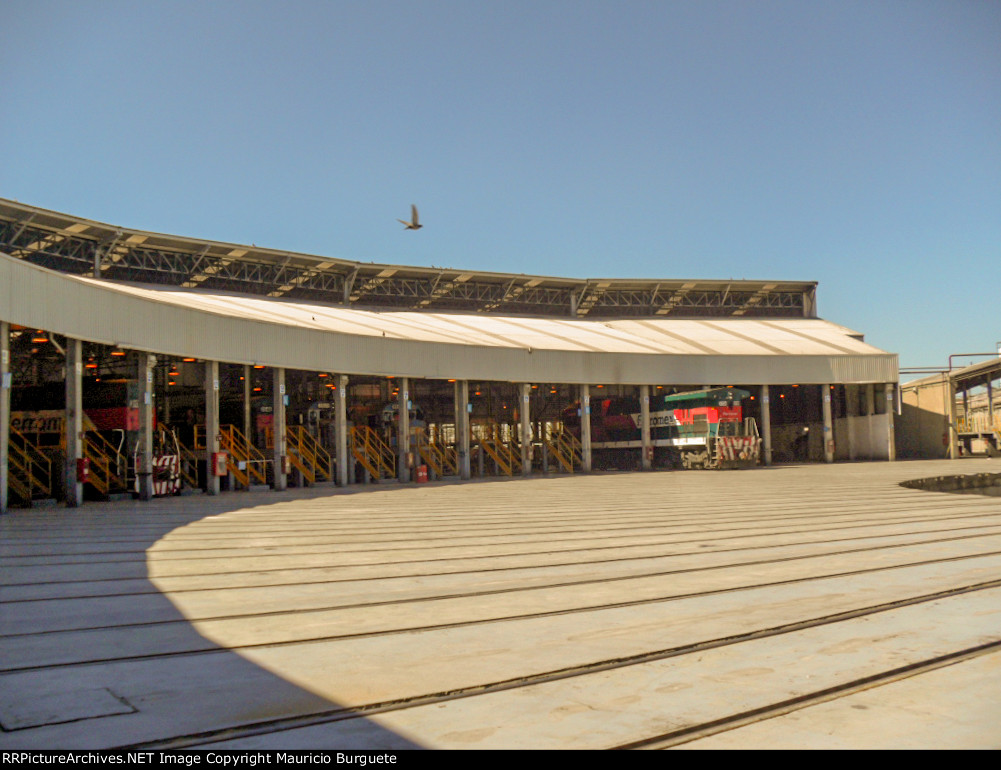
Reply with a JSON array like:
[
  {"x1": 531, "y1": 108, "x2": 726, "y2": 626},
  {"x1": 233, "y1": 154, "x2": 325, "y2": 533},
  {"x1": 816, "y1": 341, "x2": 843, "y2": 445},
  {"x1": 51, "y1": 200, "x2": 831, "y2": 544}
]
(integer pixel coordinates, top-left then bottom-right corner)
[
  {"x1": 337, "y1": 374, "x2": 349, "y2": 486},
  {"x1": 456, "y1": 380, "x2": 471, "y2": 480},
  {"x1": 988, "y1": 379, "x2": 996, "y2": 453},
  {"x1": 1, "y1": 322, "x2": 10, "y2": 514},
  {"x1": 865, "y1": 383, "x2": 877, "y2": 459},
  {"x1": 162, "y1": 363, "x2": 170, "y2": 429},
  {"x1": 845, "y1": 384, "x2": 857, "y2": 461},
  {"x1": 640, "y1": 385, "x2": 652, "y2": 471},
  {"x1": 760, "y1": 384, "x2": 772, "y2": 466},
  {"x1": 136, "y1": 353, "x2": 154, "y2": 501},
  {"x1": 947, "y1": 376, "x2": 959, "y2": 460},
  {"x1": 204, "y1": 360, "x2": 220, "y2": 495},
  {"x1": 272, "y1": 367, "x2": 287, "y2": 490},
  {"x1": 579, "y1": 384, "x2": 592, "y2": 472},
  {"x1": 822, "y1": 384, "x2": 834, "y2": 463},
  {"x1": 520, "y1": 383, "x2": 532, "y2": 476},
  {"x1": 884, "y1": 382, "x2": 896, "y2": 461},
  {"x1": 65, "y1": 339, "x2": 84, "y2": 507},
  {"x1": 243, "y1": 365, "x2": 252, "y2": 443},
  {"x1": 398, "y1": 378, "x2": 410, "y2": 482}
]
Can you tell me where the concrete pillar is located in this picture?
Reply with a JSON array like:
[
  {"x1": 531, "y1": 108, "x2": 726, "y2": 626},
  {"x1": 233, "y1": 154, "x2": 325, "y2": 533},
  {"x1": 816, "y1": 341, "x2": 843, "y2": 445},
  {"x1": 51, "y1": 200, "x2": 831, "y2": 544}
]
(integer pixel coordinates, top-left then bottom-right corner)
[
  {"x1": 948, "y1": 376, "x2": 959, "y2": 460},
  {"x1": 884, "y1": 382, "x2": 896, "y2": 461},
  {"x1": 398, "y1": 377, "x2": 410, "y2": 482},
  {"x1": 65, "y1": 338, "x2": 84, "y2": 507},
  {"x1": 456, "y1": 380, "x2": 471, "y2": 480},
  {"x1": 865, "y1": 383, "x2": 876, "y2": 459},
  {"x1": 243, "y1": 365, "x2": 252, "y2": 442},
  {"x1": 579, "y1": 384, "x2": 592, "y2": 472},
  {"x1": 136, "y1": 353, "x2": 154, "y2": 501},
  {"x1": 760, "y1": 384, "x2": 772, "y2": 466},
  {"x1": 846, "y1": 384, "x2": 857, "y2": 461},
  {"x1": 822, "y1": 384, "x2": 834, "y2": 463},
  {"x1": 520, "y1": 383, "x2": 532, "y2": 476},
  {"x1": 203, "y1": 360, "x2": 220, "y2": 495},
  {"x1": 337, "y1": 374, "x2": 349, "y2": 486},
  {"x1": 272, "y1": 367, "x2": 287, "y2": 490},
  {"x1": 162, "y1": 363, "x2": 170, "y2": 429},
  {"x1": 1, "y1": 322, "x2": 10, "y2": 514},
  {"x1": 640, "y1": 384, "x2": 652, "y2": 471}
]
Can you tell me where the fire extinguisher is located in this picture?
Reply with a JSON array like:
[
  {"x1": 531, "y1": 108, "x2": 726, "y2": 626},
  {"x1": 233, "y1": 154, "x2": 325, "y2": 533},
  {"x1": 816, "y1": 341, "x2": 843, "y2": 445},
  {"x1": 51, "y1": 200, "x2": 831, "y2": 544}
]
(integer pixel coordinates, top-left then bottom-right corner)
[{"x1": 76, "y1": 457, "x2": 90, "y2": 483}]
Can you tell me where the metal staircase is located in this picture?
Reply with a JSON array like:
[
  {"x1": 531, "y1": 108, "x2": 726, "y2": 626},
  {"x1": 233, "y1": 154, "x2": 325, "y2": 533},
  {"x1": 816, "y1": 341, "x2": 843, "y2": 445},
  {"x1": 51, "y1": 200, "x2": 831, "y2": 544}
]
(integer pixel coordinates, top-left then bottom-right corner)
[
  {"x1": 350, "y1": 425, "x2": 396, "y2": 481},
  {"x1": 82, "y1": 431, "x2": 127, "y2": 496},
  {"x1": 545, "y1": 428, "x2": 582, "y2": 473},
  {"x1": 413, "y1": 427, "x2": 458, "y2": 478},
  {"x1": 7, "y1": 426, "x2": 53, "y2": 504}
]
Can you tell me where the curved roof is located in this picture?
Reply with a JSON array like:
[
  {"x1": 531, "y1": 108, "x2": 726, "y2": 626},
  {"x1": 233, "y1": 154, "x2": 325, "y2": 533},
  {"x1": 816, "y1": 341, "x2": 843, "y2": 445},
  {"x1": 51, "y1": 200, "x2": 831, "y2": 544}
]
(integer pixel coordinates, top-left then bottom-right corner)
[
  {"x1": 1, "y1": 252, "x2": 896, "y2": 385},
  {"x1": 0, "y1": 198, "x2": 816, "y2": 319}
]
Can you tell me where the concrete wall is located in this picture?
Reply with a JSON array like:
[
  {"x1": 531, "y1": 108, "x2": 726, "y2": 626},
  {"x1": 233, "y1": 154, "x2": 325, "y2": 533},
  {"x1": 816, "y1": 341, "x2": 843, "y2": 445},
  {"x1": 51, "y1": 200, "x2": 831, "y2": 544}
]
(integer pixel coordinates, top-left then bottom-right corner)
[
  {"x1": 898, "y1": 377, "x2": 950, "y2": 459},
  {"x1": 835, "y1": 414, "x2": 891, "y2": 461}
]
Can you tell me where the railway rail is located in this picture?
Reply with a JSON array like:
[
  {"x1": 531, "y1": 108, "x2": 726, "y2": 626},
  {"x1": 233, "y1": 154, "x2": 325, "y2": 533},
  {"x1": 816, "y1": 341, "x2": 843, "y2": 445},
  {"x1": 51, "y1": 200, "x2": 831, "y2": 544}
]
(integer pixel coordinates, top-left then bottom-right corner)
[{"x1": 2, "y1": 459, "x2": 999, "y2": 749}]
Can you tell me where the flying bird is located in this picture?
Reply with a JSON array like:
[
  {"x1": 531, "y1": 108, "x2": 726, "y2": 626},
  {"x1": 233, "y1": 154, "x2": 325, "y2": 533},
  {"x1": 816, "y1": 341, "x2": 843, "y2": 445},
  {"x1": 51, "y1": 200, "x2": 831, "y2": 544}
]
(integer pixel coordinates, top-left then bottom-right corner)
[{"x1": 398, "y1": 204, "x2": 422, "y2": 230}]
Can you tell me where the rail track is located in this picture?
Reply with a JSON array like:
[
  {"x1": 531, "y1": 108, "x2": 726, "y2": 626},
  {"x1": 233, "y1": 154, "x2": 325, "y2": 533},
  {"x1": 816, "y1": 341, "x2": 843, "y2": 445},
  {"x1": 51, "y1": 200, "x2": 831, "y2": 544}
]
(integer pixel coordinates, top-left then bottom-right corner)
[{"x1": 2, "y1": 460, "x2": 999, "y2": 749}]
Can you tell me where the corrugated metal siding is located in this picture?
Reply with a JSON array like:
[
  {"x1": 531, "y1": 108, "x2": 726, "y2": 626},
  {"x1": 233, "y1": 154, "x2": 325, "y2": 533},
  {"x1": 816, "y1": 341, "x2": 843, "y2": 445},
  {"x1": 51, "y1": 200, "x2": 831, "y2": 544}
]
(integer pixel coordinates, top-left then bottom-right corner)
[{"x1": 1, "y1": 253, "x2": 897, "y2": 385}]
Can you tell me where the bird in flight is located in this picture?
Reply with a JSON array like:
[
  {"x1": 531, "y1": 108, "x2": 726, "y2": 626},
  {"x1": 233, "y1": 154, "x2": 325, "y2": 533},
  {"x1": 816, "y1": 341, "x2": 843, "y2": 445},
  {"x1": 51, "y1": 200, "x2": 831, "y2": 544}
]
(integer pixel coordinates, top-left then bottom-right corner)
[{"x1": 398, "y1": 204, "x2": 422, "y2": 230}]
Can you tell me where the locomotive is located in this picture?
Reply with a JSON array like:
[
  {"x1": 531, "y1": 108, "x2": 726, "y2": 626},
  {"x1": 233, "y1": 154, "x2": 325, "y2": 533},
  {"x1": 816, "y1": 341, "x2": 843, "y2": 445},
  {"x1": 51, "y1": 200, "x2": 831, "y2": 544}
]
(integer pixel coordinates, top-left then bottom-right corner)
[{"x1": 562, "y1": 387, "x2": 761, "y2": 469}]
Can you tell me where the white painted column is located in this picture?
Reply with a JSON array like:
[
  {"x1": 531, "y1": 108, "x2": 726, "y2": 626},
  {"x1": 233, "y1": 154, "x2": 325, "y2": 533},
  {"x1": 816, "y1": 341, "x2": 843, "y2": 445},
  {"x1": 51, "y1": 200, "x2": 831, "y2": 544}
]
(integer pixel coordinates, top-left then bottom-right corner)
[
  {"x1": 865, "y1": 383, "x2": 876, "y2": 459},
  {"x1": 822, "y1": 384, "x2": 834, "y2": 463},
  {"x1": 243, "y1": 364, "x2": 252, "y2": 443},
  {"x1": 760, "y1": 384, "x2": 772, "y2": 466},
  {"x1": 136, "y1": 353, "x2": 154, "y2": 501},
  {"x1": 580, "y1": 384, "x2": 592, "y2": 472},
  {"x1": 398, "y1": 377, "x2": 410, "y2": 482},
  {"x1": 65, "y1": 338, "x2": 84, "y2": 507},
  {"x1": 521, "y1": 383, "x2": 532, "y2": 476},
  {"x1": 947, "y1": 377, "x2": 959, "y2": 460},
  {"x1": 640, "y1": 385, "x2": 652, "y2": 471},
  {"x1": 456, "y1": 380, "x2": 471, "y2": 480},
  {"x1": 272, "y1": 367, "x2": 287, "y2": 490},
  {"x1": 337, "y1": 374, "x2": 349, "y2": 486},
  {"x1": 845, "y1": 384, "x2": 857, "y2": 461},
  {"x1": 1, "y1": 322, "x2": 10, "y2": 514},
  {"x1": 204, "y1": 360, "x2": 220, "y2": 495},
  {"x1": 884, "y1": 382, "x2": 896, "y2": 461}
]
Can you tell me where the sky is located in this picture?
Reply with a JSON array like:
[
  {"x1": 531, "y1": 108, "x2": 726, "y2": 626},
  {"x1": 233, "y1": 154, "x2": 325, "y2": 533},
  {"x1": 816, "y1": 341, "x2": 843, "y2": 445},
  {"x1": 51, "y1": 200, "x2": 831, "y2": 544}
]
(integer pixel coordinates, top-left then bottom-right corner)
[{"x1": 2, "y1": 0, "x2": 998, "y2": 372}]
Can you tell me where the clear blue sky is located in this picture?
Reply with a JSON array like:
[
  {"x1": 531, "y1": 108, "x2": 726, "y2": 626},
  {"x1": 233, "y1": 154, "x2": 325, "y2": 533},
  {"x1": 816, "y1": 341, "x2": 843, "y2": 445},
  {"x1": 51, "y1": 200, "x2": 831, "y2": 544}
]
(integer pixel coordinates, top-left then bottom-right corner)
[{"x1": 2, "y1": 0, "x2": 998, "y2": 371}]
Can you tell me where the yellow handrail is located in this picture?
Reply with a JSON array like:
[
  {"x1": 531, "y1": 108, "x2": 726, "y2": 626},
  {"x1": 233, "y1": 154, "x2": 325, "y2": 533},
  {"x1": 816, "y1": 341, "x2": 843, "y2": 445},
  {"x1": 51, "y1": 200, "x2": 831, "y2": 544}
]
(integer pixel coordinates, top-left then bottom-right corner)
[
  {"x1": 350, "y1": 426, "x2": 395, "y2": 480},
  {"x1": 545, "y1": 429, "x2": 582, "y2": 473},
  {"x1": 480, "y1": 437, "x2": 516, "y2": 476},
  {"x1": 8, "y1": 426, "x2": 53, "y2": 501},
  {"x1": 83, "y1": 431, "x2": 127, "y2": 496},
  {"x1": 413, "y1": 427, "x2": 458, "y2": 477}
]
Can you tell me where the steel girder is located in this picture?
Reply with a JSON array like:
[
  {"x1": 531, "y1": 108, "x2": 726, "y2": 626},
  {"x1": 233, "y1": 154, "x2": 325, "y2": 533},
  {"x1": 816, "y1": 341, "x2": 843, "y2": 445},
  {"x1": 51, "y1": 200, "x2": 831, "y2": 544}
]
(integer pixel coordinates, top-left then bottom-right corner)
[{"x1": 1, "y1": 214, "x2": 809, "y2": 318}]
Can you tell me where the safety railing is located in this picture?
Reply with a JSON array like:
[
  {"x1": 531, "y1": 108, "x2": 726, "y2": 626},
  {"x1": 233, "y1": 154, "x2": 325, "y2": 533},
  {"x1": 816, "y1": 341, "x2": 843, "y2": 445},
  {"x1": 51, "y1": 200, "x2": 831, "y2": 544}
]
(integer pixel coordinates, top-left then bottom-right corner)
[
  {"x1": 8, "y1": 426, "x2": 52, "y2": 502},
  {"x1": 479, "y1": 437, "x2": 517, "y2": 476},
  {"x1": 286, "y1": 426, "x2": 332, "y2": 484},
  {"x1": 83, "y1": 431, "x2": 127, "y2": 496},
  {"x1": 545, "y1": 429, "x2": 582, "y2": 473},
  {"x1": 350, "y1": 426, "x2": 396, "y2": 480},
  {"x1": 220, "y1": 425, "x2": 267, "y2": 487},
  {"x1": 413, "y1": 427, "x2": 458, "y2": 477},
  {"x1": 175, "y1": 437, "x2": 200, "y2": 489}
]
